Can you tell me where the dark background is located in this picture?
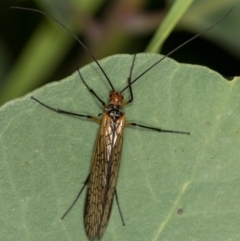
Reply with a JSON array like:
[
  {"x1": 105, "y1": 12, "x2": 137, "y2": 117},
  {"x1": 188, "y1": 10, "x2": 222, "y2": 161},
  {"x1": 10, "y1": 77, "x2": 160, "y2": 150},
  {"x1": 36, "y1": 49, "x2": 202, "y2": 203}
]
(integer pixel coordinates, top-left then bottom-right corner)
[{"x1": 1, "y1": 0, "x2": 239, "y2": 105}]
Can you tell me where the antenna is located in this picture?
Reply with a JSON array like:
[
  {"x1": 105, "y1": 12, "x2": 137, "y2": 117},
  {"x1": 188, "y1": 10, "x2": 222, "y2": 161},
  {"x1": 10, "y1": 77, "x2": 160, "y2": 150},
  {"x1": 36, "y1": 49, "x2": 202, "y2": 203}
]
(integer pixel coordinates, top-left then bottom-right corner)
[
  {"x1": 121, "y1": 7, "x2": 233, "y2": 93},
  {"x1": 10, "y1": 6, "x2": 115, "y2": 91}
]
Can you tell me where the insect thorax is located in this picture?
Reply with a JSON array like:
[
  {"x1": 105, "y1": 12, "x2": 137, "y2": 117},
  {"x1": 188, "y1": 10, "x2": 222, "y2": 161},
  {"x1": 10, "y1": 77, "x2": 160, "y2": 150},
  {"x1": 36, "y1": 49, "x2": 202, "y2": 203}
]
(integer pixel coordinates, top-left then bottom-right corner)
[{"x1": 106, "y1": 104, "x2": 124, "y2": 121}]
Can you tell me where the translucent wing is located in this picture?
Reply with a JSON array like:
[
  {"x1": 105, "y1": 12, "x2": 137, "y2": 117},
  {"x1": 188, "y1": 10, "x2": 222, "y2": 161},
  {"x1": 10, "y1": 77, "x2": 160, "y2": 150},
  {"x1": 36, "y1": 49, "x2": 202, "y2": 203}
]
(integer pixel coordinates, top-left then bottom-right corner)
[{"x1": 84, "y1": 113, "x2": 125, "y2": 240}]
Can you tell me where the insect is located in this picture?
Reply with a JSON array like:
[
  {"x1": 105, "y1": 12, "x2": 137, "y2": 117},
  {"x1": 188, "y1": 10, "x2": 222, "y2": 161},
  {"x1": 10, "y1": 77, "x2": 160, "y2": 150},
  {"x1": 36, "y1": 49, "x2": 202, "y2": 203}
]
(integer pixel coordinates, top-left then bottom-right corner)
[
  {"x1": 31, "y1": 54, "x2": 190, "y2": 240},
  {"x1": 11, "y1": 6, "x2": 232, "y2": 240}
]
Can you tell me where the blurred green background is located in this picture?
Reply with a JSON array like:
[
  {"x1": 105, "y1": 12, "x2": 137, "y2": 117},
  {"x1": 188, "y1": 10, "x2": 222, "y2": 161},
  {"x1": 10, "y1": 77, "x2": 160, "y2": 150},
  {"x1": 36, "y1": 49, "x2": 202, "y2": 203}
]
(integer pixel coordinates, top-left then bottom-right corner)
[{"x1": 1, "y1": 0, "x2": 240, "y2": 106}]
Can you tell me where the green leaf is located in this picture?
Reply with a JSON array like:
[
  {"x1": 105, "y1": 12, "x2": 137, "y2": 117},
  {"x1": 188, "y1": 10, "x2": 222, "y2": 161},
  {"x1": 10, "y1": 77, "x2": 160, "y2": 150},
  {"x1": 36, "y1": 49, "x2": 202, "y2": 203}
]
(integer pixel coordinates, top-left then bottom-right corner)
[
  {"x1": 0, "y1": 54, "x2": 239, "y2": 241},
  {"x1": 145, "y1": 0, "x2": 194, "y2": 52}
]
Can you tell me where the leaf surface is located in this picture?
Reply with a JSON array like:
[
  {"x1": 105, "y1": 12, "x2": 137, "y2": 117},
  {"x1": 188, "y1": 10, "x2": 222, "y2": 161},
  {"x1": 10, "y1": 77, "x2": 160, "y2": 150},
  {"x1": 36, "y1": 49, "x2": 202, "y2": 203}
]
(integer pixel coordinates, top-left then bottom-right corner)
[{"x1": 0, "y1": 54, "x2": 239, "y2": 241}]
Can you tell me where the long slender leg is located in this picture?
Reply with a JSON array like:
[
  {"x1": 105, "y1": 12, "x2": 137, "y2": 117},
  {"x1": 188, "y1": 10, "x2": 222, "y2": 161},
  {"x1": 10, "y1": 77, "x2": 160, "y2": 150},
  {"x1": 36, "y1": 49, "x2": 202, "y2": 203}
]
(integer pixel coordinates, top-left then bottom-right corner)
[
  {"x1": 125, "y1": 122, "x2": 190, "y2": 135},
  {"x1": 77, "y1": 69, "x2": 106, "y2": 107},
  {"x1": 115, "y1": 190, "x2": 125, "y2": 226},
  {"x1": 121, "y1": 54, "x2": 137, "y2": 107},
  {"x1": 127, "y1": 53, "x2": 137, "y2": 103},
  {"x1": 31, "y1": 96, "x2": 101, "y2": 124},
  {"x1": 61, "y1": 175, "x2": 89, "y2": 219}
]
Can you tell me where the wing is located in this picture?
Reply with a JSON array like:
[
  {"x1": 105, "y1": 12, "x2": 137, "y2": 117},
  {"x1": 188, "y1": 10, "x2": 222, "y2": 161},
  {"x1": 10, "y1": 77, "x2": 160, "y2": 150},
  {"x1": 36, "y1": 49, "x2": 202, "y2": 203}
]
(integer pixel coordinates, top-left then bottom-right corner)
[{"x1": 84, "y1": 113, "x2": 125, "y2": 240}]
